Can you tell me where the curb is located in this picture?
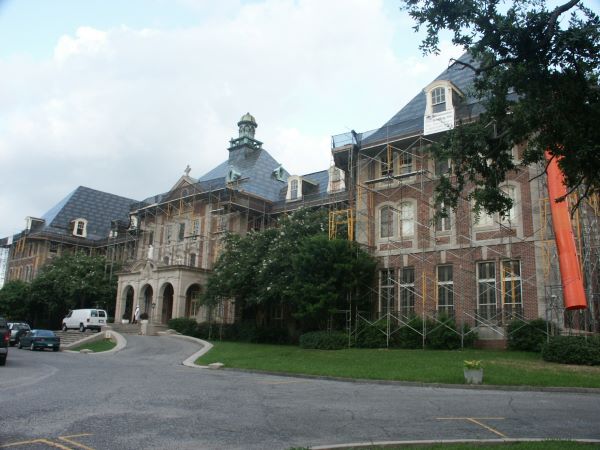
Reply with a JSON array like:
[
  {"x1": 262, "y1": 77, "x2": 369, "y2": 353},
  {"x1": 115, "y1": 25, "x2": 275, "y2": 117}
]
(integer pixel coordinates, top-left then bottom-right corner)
[
  {"x1": 310, "y1": 438, "x2": 600, "y2": 449},
  {"x1": 163, "y1": 333, "x2": 213, "y2": 368},
  {"x1": 62, "y1": 329, "x2": 127, "y2": 355}
]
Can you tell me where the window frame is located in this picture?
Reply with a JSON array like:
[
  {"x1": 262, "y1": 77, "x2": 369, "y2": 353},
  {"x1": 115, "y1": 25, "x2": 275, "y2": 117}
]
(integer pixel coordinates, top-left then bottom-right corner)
[{"x1": 379, "y1": 268, "x2": 396, "y2": 315}]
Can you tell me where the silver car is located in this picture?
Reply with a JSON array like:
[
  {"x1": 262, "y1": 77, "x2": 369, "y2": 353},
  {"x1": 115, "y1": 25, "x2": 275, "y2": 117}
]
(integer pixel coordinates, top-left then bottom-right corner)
[{"x1": 8, "y1": 322, "x2": 31, "y2": 346}]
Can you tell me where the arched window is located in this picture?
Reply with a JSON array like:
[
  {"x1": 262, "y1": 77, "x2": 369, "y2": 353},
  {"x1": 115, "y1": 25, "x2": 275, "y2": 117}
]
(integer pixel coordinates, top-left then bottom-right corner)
[
  {"x1": 399, "y1": 202, "x2": 414, "y2": 236},
  {"x1": 380, "y1": 205, "x2": 394, "y2": 238}
]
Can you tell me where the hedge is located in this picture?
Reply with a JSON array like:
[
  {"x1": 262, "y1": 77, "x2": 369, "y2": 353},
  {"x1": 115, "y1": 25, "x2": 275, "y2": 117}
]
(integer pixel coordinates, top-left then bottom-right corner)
[
  {"x1": 507, "y1": 318, "x2": 549, "y2": 352},
  {"x1": 299, "y1": 331, "x2": 348, "y2": 350},
  {"x1": 541, "y1": 335, "x2": 600, "y2": 365}
]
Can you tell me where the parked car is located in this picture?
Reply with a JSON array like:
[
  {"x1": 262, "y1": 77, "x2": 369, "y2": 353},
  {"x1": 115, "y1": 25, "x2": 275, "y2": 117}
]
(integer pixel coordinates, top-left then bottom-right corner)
[
  {"x1": 8, "y1": 322, "x2": 31, "y2": 346},
  {"x1": 18, "y1": 330, "x2": 61, "y2": 351},
  {"x1": 62, "y1": 309, "x2": 108, "y2": 332},
  {"x1": 0, "y1": 316, "x2": 8, "y2": 365}
]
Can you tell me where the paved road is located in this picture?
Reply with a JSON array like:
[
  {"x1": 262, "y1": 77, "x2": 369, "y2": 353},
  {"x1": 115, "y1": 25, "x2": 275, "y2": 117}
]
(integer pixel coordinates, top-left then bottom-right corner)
[{"x1": 1, "y1": 336, "x2": 600, "y2": 450}]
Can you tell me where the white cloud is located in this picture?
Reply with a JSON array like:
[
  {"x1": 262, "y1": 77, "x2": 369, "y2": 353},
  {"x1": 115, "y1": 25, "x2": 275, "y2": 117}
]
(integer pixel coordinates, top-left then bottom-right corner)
[{"x1": 0, "y1": 0, "x2": 462, "y2": 238}]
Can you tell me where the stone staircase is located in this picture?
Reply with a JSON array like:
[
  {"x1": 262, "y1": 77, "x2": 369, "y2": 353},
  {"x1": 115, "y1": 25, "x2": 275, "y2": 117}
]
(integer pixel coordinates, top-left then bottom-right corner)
[
  {"x1": 108, "y1": 323, "x2": 142, "y2": 335},
  {"x1": 54, "y1": 329, "x2": 100, "y2": 347}
]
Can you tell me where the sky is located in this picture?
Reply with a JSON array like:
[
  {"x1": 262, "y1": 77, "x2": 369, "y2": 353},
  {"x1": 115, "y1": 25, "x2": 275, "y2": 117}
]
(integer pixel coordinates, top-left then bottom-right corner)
[{"x1": 2, "y1": 0, "x2": 593, "y2": 240}]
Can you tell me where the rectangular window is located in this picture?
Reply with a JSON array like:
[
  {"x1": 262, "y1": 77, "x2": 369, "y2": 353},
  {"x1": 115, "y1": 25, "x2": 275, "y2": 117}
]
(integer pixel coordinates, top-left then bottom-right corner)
[
  {"x1": 380, "y1": 206, "x2": 394, "y2": 238},
  {"x1": 502, "y1": 260, "x2": 522, "y2": 305},
  {"x1": 477, "y1": 262, "x2": 497, "y2": 319},
  {"x1": 399, "y1": 202, "x2": 414, "y2": 236},
  {"x1": 192, "y1": 219, "x2": 200, "y2": 241},
  {"x1": 76, "y1": 221, "x2": 85, "y2": 236},
  {"x1": 147, "y1": 230, "x2": 154, "y2": 246},
  {"x1": 501, "y1": 185, "x2": 517, "y2": 223},
  {"x1": 166, "y1": 225, "x2": 172, "y2": 243},
  {"x1": 399, "y1": 267, "x2": 415, "y2": 316},
  {"x1": 178, "y1": 223, "x2": 185, "y2": 242},
  {"x1": 435, "y1": 202, "x2": 451, "y2": 232},
  {"x1": 473, "y1": 201, "x2": 494, "y2": 227},
  {"x1": 437, "y1": 265, "x2": 454, "y2": 314},
  {"x1": 380, "y1": 150, "x2": 394, "y2": 177},
  {"x1": 435, "y1": 157, "x2": 451, "y2": 176},
  {"x1": 189, "y1": 253, "x2": 196, "y2": 267},
  {"x1": 290, "y1": 179, "x2": 298, "y2": 199},
  {"x1": 49, "y1": 242, "x2": 58, "y2": 253},
  {"x1": 380, "y1": 269, "x2": 395, "y2": 315},
  {"x1": 399, "y1": 151, "x2": 413, "y2": 174},
  {"x1": 432, "y1": 87, "x2": 446, "y2": 113}
]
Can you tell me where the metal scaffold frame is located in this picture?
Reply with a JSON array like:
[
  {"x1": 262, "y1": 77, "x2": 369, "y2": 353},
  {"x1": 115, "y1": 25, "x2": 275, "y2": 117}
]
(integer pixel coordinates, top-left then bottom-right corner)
[{"x1": 330, "y1": 118, "x2": 599, "y2": 348}]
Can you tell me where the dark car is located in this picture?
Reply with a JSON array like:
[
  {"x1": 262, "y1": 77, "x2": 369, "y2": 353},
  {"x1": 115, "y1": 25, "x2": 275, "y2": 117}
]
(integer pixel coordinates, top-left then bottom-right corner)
[
  {"x1": 0, "y1": 316, "x2": 8, "y2": 365},
  {"x1": 8, "y1": 322, "x2": 30, "y2": 346},
  {"x1": 18, "y1": 330, "x2": 61, "y2": 352}
]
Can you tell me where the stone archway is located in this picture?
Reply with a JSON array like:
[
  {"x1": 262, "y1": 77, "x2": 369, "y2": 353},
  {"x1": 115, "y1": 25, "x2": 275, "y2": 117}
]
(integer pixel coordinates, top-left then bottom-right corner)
[
  {"x1": 141, "y1": 284, "x2": 154, "y2": 316},
  {"x1": 185, "y1": 284, "x2": 202, "y2": 318},
  {"x1": 123, "y1": 286, "x2": 135, "y2": 321},
  {"x1": 160, "y1": 283, "x2": 174, "y2": 324}
]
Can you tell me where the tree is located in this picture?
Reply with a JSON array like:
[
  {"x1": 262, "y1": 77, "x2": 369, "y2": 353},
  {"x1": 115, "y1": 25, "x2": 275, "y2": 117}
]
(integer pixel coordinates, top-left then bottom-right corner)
[
  {"x1": 402, "y1": 0, "x2": 600, "y2": 215},
  {"x1": 289, "y1": 235, "x2": 376, "y2": 329},
  {"x1": 29, "y1": 252, "x2": 118, "y2": 328},
  {"x1": 203, "y1": 208, "x2": 376, "y2": 331},
  {"x1": 0, "y1": 280, "x2": 31, "y2": 321}
]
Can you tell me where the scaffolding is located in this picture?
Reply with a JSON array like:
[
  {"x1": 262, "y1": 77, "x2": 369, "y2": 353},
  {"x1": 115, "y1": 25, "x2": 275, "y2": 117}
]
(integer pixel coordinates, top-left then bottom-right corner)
[{"x1": 330, "y1": 116, "x2": 599, "y2": 347}]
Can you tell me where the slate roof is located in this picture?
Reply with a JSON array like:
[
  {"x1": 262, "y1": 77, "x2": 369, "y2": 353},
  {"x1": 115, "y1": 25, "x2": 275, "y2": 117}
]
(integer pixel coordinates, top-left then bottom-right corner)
[
  {"x1": 198, "y1": 146, "x2": 289, "y2": 202},
  {"x1": 38, "y1": 186, "x2": 138, "y2": 241},
  {"x1": 332, "y1": 53, "x2": 483, "y2": 148}
]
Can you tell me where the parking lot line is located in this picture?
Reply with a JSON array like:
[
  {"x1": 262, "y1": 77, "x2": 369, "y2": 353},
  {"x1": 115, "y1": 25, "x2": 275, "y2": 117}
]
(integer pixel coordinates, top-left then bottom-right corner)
[
  {"x1": 436, "y1": 417, "x2": 507, "y2": 438},
  {"x1": 0, "y1": 438, "x2": 72, "y2": 449},
  {"x1": 0, "y1": 434, "x2": 94, "y2": 450},
  {"x1": 57, "y1": 434, "x2": 94, "y2": 450}
]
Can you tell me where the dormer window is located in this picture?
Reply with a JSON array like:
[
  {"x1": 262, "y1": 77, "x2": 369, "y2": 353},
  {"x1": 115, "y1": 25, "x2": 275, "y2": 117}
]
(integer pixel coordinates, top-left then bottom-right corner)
[
  {"x1": 424, "y1": 80, "x2": 463, "y2": 136},
  {"x1": 273, "y1": 166, "x2": 286, "y2": 182},
  {"x1": 327, "y1": 166, "x2": 346, "y2": 193},
  {"x1": 73, "y1": 218, "x2": 88, "y2": 238},
  {"x1": 431, "y1": 87, "x2": 446, "y2": 113},
  {"x1": 227, "y1": 168, "x2": 242, "y2": 183},
  {"x1": 290, "y1": 179, "x2": 299, "y2": 200}
]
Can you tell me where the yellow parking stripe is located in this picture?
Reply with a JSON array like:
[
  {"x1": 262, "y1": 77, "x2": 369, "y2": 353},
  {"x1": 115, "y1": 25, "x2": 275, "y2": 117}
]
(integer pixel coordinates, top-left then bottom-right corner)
[
  {"x1": 1, "y1": 434, "x2": 94, "y2": 450},
  {"x1": 436, "y1": 417, "x2": 507, "y2": 438},
  {"x1": 58, "y1": 434, "x2": 94, "y2": 450},
  {"x1": 0, "y1": 438, "x2": 72, "y2": 449}
]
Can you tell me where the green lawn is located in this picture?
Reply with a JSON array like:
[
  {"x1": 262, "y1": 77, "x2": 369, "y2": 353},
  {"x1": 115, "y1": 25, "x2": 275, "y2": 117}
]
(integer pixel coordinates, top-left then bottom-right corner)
[
  {"x1": 71, "y1": 338, "x2": 117, "y2": 353},
  {"x1": 197, "y1": 342, "x2": 600, "y2": 388},
  {"x1": 290, "y1": 442, "x2": 600, "y2": 449}
]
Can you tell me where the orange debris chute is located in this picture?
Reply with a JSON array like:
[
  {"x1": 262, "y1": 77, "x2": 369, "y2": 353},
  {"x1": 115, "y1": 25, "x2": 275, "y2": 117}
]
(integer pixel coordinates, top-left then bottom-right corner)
[{"x1": 545, "y1": 151, "x2": 587, "y2": 310}]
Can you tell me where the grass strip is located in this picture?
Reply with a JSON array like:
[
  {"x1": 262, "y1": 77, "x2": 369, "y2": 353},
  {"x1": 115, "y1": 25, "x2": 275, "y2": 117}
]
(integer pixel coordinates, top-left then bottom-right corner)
[
  {"x1": 197, "y1": 342, "x2": 600, "y2": 388},
  {"x1": 71, "y1": 338, "x2": 116, "y2": 353}
]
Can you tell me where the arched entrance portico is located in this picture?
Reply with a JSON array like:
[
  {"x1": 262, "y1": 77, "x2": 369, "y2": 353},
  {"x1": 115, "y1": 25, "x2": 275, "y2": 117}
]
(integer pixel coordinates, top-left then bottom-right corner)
[{"x1": 160, "y1": 283, "x2": 174, "y2": 324}]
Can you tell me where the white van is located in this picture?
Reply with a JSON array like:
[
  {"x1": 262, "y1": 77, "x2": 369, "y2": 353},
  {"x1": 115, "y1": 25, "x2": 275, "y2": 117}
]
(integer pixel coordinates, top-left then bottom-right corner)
[{"x1": 62, "y1": 309, "x2": 108, "y2": 332}]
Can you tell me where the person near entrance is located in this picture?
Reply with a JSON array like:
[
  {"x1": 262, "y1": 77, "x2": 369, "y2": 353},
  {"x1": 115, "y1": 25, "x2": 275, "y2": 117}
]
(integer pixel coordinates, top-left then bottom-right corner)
[{"x1": 133, "y1": 305, "x2": 140, "y2": 324}]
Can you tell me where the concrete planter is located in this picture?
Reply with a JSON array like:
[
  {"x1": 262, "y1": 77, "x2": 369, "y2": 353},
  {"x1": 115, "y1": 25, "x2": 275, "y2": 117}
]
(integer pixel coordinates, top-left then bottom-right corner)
[
  {"x1": 464, "y1": 368, "x2": 484, "y2": 385},
  {"x1": 121, "y1": 319, "x2": 130, "y2": 324}
]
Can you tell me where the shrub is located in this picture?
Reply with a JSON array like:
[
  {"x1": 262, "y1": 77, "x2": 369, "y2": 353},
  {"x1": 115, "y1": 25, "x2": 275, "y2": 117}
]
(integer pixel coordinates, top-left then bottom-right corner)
[
  {"x1": 542, "y1": 336, "x2": 600, "y2": 365},
  {"x1": 507, "y1": 318, "x2": 549, "y2": 352},
  {"x1": 392, "y1": 317, "x2": 424, "y2": 349},
  {"x1": 299, "y1": 331, "x2": 348, "y2": 350},
  {"x1": 426, "y1": 316, "x2": 463, "y2": 350},
  {"x1": 139, "y1": 312, "x2": 149, "y2": 320},
  {"x1": 355, "y1": 322, "x2": 388, "y2": 348},
  {"x1": 168, "y1": 317, "x2": 199, "y2": 335}
]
